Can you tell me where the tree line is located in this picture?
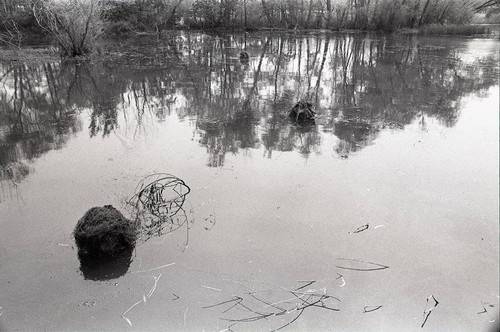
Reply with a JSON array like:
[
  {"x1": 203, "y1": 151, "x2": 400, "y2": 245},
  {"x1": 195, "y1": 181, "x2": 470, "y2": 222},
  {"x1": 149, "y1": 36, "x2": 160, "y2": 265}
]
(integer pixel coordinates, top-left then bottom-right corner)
[{"x1": 0, "y1": 0, "x2": 498, "y2": 55}]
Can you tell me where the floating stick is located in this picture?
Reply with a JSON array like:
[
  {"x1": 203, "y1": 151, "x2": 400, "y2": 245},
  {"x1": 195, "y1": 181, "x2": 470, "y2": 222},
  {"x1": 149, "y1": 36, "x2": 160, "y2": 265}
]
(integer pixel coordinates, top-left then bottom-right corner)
[
  {"x1": 363, "y1": 305, "x2": 382, "y2": 313},
  {"x1": 336, "y1": 258, "x2": 389, "y2": 271},
  {"x1": 421, "y1": 295, "x2": 439, "y2": 328},
  {"x1": 131, "y1": 262, "x2": 175, "y2": 274},
  {"x1": 349, "y1": 224, "x2": 369, "y2": 234},
  {"x1": 200, "y1": 285, "x2": 223, "y2": 292}
]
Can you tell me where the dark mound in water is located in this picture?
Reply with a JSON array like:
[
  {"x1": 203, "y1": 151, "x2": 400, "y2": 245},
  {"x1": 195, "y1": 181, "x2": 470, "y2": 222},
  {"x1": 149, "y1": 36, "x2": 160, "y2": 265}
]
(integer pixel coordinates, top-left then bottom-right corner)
[
  {"x1": 239, "y1": 51, "x2": 249, "y2": 65},
  {"x1": 74, "y1": 205, "x2": 139, "y2": 257},
  {"x1": 289, "y1": 101, "x2": 316, "y2": 125}
]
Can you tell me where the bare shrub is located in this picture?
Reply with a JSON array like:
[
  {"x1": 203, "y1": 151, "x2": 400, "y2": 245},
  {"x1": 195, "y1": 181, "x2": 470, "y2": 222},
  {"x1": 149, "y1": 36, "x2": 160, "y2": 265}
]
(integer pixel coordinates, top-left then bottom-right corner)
[{"x1": 32, "y1": 0, "x2": 105, "y2": 56}]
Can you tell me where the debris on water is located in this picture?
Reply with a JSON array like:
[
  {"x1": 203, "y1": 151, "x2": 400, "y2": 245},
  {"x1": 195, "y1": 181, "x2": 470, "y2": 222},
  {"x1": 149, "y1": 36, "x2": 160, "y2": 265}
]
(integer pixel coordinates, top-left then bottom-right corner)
[
  {"x1": 207, "y1": 279, "x2": 340, "y2": 331},
  {"x1": 477, "y1": 302, "x2": 488, "y2": 314},
  {"x1": 122, "y1": 315, "x2": 132, "y2": 326},
  {"x1": 201, "y1": 285, "x2": 223, "y2": 292},
  {"x1": 122, "y1": 273, "x2": 162, "y2": 328},
  {"x1": 363, "y1": 305, "x2": 382, "y2": 313},
  {"x1": 147, "y1": 273, "x2": 162, "y2": 298},
  {"x1": 184, "y1": 306, "x2": 189, "y2": 327},
  {"x1": 348, "y1": 224, "x2": 369, "y2": 234},
  {"x1": 421, "y1": 295, "x2": 439, "y2": 328},
  {"x1": 336, "y1": 258, "x2": 389, "y2": 271},
  {"x1": 295, "y1": 280, "x2": 316, "y2": 291},
  {"x1": 79, "y1": 300, "x2": 97, "y2": 307},
  {"x1": 289, "y1": 101, "x2": 316, "y2": 125},
  {"x1": 336, "y1": 273, "x2": 346, "y2": 287},
  {"x1": 131, "y1": 262, "x2": 175, "y2": 274},
  {"x1": 203, "y1": 214, "x2": 216, "y2": 230},
  {"x1": 129, "y1": 173, "x2": 191, "y2": 243},
  {"x1": 74, "y1": 205, "x2": 139, "y2": 257},
  {"x1": 477, "y1": 301, "x2": 495, "y2": 314},
  {"x1": 130, "y1": 173, "x2": 190, "y2": 219},
  {"x1": 203, "y1": 297, "x2": 243, "y2": 310}
]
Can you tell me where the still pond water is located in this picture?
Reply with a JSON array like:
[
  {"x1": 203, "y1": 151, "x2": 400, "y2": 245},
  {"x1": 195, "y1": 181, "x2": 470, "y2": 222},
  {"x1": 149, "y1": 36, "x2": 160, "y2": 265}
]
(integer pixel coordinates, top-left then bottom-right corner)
[{"x1": 0, "y1": 31, "x2": 498, "y2": 332}]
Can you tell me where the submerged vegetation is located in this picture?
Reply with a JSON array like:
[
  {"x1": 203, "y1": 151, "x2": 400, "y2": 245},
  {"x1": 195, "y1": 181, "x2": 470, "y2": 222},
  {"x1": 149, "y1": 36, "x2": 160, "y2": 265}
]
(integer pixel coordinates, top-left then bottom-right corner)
[{"x1": 0, "y1": 0, "x2": 499, "y2": 55}]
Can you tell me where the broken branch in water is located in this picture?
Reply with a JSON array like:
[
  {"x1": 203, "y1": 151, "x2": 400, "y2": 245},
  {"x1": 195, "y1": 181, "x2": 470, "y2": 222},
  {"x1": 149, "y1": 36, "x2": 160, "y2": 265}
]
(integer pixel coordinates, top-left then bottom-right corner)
[
  {"x1": 348, "y1": 224, "x2": 369, "y2": 234},
  {"x1": 200, "y1": 285, "x2": 223, "y2": 292},
  {"x1": 183, "y1": 306, "x2": 189, "y2": 327},
  {"x1": 477, "y1": 301, "x2": 495, "y2": 314},
  {"x1": 122, "y1": 297, "x2": 144, "y2": 326},
  {"x1": 203, "y1": 297, "x2": 243, "y2": 309},
  {"x1": 219, "y1": 323, "x2": 237, "y2": 332},
  {"x1": 363, "y1": 305, "x2": 382, "y2": 313},
  {"x1": 477, "y1": 301, "x2": 488, "y2": 314},
  {"x1": 147, "y1": 273, "x2": 162, "y2": 298},
  {"x1": 122, "y1": 274, "x2": 162, "y2": 326},
  {"x1": 123, "y1": 299, "x2": 144, "y2": 316},
  {"x1": 294, "y1": 280, "x2": 316, "y2": 291},
  {"x1": 272, "y1": 307, "x2": 306, "y2": 332},
  {"x1": 336, "y1": 258, "x2": 389, "y2": 271},
  {"x1": 421, "y1": 295, "x2": 439, "y2": 328},
  {"x1": 122, "y1": 315, "x2": 132, "y2": 326}
]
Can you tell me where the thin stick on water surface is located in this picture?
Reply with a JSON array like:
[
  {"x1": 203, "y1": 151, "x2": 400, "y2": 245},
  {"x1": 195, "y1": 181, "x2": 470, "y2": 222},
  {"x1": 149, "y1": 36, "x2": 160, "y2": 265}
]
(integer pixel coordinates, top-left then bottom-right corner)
[
  {"x1": 421, "y1": 295, "x2": 439, "y2": 328},
  {"x1": 147, "y1": 273, "x2": 162, "y2": 298},
  {"x1": 203, "y1": 297, "x2": 243, "y2": 309},
  {"x1": 131, "y1": 262, "x2": 175, "y2": 274},
  {"x1": 336, "y1": 258, "x2": 389, "y2": 271},
  {"x1": 363, "y1": 305, "x2": 382, "y2": 313}
]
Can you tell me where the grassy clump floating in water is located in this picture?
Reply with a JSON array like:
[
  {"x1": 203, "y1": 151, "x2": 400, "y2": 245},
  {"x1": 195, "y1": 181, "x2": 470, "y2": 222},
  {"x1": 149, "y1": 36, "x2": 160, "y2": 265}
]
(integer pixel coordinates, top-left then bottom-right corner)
[{"x1": 74, "y1": 205, "x2": 139, "y2": 257}]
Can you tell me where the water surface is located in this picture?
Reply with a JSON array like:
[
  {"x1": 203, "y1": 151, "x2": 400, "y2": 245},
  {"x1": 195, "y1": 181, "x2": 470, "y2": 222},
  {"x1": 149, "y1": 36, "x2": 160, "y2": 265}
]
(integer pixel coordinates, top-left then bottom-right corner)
[{"x1": 0, "y1": 31, "x2": 498, "y2": 332}]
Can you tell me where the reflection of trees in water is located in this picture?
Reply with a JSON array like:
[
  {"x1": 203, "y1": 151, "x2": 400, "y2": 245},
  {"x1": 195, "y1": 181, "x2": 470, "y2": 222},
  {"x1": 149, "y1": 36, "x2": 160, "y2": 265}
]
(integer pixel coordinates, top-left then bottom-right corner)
[
  {"x1": 182, "y1": 32, "x2": 497, "y2": 161},
  {"x1": 0, "y1": 32, "x2": 497, "y2": 181},
  {"x1": 0, "y1": 62, "x2": 81, "y2": 198}
]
